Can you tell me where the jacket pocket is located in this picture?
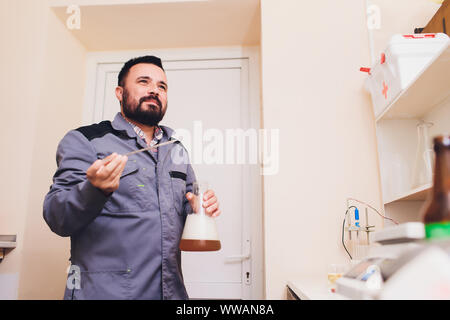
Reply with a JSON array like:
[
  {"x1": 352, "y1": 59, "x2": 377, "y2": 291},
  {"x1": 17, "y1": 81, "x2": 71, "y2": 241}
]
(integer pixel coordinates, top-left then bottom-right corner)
[
  {"x1": 103, "y1": 162, "x2": 140, "y2": 213},
  {"x1": 170, "y1": 171, "x2": 187, "y2": 215},
  {"x1": 169, "y1": 170, "x2": 187, "y2": 181},
  {"x1": 121, "y1": 161, "x2": 139, "y2": 178},
  {"x1": 71, "y1": 270, "x2": 132, "y2": 300}
]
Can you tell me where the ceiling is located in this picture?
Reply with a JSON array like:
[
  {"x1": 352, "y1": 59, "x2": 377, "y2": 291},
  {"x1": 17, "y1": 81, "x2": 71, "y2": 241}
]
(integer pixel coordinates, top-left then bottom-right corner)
[{"x1": 50, "y1": 0, "x2": 261, "y2": 51}]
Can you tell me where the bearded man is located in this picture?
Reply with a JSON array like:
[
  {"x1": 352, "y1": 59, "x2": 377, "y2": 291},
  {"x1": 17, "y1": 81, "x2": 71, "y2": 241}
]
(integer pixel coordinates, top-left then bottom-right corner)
[{"x1": 43, "y1": 56, "x2": 220, "y2": 300}]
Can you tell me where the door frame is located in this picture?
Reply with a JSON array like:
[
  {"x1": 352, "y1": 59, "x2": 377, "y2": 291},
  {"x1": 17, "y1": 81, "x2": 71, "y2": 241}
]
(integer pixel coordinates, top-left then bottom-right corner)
[{"x1": 82, "y1": 46, "x2": 264, "y2": 299}]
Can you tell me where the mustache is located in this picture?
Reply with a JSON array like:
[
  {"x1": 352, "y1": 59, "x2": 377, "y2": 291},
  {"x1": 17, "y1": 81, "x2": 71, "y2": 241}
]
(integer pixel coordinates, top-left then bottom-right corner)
[{"x1": 139, "y1": 95, "x2": 162, "y2": 108}]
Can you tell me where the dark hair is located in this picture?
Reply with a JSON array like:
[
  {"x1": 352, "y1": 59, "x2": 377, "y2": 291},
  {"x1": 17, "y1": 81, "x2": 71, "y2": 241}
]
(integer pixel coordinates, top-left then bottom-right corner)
[{"x1": 118, "y1": 55, "x2": 164, "y2": 87}]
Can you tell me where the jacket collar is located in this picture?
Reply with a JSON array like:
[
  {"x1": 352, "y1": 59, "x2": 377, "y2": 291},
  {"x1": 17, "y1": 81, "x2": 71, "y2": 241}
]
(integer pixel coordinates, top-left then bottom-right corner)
[{"x1": 111, "y1": 112, "x2": 175, "y2": 141}]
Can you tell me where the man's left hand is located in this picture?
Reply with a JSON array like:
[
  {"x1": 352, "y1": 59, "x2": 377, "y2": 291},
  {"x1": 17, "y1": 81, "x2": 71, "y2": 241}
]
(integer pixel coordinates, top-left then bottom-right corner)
[{"x1": 186, "y1": 190, "x2": 221, "y2": 217}]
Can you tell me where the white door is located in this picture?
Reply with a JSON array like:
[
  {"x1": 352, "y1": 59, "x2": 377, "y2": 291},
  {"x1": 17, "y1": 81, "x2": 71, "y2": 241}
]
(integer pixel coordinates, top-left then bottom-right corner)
[{"x1": 84, "y1": 50, "x2": 261, "y2": 299}]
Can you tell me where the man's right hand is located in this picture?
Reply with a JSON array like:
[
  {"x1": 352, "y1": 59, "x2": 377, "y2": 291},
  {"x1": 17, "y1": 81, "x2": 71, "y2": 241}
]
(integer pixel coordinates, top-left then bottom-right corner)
[{"x1": 86, "y1": 153, "x2": 128, "y2": 195}]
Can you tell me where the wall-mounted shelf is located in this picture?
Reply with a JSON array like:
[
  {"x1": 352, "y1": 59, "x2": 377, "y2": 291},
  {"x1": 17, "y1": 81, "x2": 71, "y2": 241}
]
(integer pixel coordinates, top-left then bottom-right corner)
[
  {"x1": 384, "y1": 183, "x2": 432, "y2": 205},
  {"x1": 376, "y1": 43, "x2": 450, "y2": 122},
  {"x1": 0, "y1": 235, "x2": 17, "y2": 262},
  {"x1": 0, "y1": 235, "x2": 17, "y2": 248},
  {"x1": 374, "y1": 39, "x2": 450, "y2": 223}
]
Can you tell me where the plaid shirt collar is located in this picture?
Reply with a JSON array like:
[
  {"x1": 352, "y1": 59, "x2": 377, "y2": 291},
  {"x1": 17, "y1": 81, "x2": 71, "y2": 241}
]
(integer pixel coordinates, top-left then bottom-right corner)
[{"x1": 126, "y1": 120, "x2": 163, "y2": 152}]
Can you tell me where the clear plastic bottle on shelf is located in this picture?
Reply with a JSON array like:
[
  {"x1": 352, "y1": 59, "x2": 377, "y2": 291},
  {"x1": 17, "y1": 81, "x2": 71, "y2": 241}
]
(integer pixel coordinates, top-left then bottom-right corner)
[{"x1": 411, "y1": 120, "x2": 434, "y2": 189}]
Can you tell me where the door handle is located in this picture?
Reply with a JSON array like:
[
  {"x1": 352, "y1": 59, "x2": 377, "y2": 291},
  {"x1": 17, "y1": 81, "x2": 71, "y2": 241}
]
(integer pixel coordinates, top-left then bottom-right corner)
[
  {"x1": 225, "y1": 239, "x2": 251, "y2": 262},
  {"x1": 225, "y1": 239, "x2": 252, "y2": 285},
  {"x1": 225, "y1": 253, "x2": 251, "y2": 262}
]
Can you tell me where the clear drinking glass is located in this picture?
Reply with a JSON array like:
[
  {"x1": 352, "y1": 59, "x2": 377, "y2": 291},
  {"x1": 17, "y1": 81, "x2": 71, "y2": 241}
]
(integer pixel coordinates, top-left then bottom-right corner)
[{"x1": 327, "y1": 264, "x2": 346, "y2": 293}]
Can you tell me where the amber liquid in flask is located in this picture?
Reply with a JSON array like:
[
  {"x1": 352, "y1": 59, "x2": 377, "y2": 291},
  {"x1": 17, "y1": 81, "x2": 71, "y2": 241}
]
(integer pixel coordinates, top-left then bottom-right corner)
[
  {"x1": 179, "y1": 181, "x2": 221, "y2": 251},
  {"x1": 421, "y1": 135, "x2": 450, "y2": 240}
]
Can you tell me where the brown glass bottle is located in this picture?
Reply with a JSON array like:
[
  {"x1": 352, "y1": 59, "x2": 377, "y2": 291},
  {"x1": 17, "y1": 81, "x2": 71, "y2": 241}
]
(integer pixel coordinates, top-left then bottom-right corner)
[{"x1": 421, "y1": 135, "x2": 450, "y2": 239}]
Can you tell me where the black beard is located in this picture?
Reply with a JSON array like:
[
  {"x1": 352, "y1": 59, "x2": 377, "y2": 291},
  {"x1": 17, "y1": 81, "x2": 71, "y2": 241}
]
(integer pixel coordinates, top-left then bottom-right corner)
[{"x1": 121, "y1": 89, "x2": 166, "y2": 126}]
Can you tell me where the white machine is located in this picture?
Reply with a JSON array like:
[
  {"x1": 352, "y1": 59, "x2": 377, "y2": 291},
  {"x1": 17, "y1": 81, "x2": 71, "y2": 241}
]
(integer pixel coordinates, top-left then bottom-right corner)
[{"x1": 336, "y1": 222, "x2": 450, "y2": 299}]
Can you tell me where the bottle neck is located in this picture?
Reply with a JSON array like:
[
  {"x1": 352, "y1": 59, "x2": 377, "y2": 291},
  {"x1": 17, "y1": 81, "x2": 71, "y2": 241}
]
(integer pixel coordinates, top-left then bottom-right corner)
[
  {"x1": 423, "y1": 142, "x2": 450, "y2": 239},
  {"x1": 432, "y1": 148, "x2": 450, "y2": 197}
]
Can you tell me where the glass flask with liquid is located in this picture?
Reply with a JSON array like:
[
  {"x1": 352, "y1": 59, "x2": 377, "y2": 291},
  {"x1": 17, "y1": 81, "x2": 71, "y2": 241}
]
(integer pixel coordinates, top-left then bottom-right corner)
[
  {"x1": 179, "y1": 181, "x2": 221, "y2": 251},
  {"x1": 411, "y1": 120, "x2": 434, "y2": 189}
]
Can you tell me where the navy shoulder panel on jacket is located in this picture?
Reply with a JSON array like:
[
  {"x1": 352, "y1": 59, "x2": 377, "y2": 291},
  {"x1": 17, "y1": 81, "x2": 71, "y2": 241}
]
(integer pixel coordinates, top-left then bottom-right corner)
[{"x1": 76, "y1": 121, "x2": 115, "y2": 141}]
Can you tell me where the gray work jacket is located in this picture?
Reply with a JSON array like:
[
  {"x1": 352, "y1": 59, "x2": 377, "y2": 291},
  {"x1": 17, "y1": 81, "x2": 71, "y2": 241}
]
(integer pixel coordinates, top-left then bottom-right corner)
[{"x1": 43, "y1": 113, "x2": 195, "y2": 300}]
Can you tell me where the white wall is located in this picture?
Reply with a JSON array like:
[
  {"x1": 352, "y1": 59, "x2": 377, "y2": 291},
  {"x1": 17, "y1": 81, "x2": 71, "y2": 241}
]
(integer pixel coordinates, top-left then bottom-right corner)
[
  {"x1": 260, "y1": 0, "x2": 383, "y2": 299},
  {"x1": 18, "y1": 6, "x2": 88, "y2": 299},
  {"x1": 0, "y1": 0, "x2": 49, "y2": 299},
  {"x1": 0, "y1": 0, "x2": 87, "y2": 299}
]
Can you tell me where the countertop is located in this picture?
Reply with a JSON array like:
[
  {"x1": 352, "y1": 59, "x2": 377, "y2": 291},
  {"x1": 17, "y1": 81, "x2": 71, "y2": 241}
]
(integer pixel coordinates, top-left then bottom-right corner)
[{"x1": 287, "y1": 275, "x2": 347, "y2": 300}]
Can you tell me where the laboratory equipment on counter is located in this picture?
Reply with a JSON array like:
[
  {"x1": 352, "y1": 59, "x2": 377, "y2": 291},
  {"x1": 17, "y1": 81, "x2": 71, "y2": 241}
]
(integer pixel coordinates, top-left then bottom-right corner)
[
  {"x1": 372, "y1": 222, "x2": 425, "y2": 245},
  {"x1": 343, "y1": 204, "x2": 376, "y2": 261},
  {"x1": 421, "y1": 135, "x2": 450, "y2": 240},
  {"x1": 336, "y1": 222, "x2": 450, "y2": 299},
  {"x1": 179, "y1": 181, "x2": 221, "y2": 251}
]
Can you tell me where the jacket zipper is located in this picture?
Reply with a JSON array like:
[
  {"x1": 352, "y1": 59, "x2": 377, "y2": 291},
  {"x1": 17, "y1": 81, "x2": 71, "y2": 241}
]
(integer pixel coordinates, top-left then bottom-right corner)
[{"x1": 159, "y1": 140, "x2": 179, "y2": 300}]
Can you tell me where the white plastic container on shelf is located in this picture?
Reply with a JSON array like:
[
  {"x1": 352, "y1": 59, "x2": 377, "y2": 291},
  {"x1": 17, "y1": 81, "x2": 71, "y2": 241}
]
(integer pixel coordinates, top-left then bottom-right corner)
[{"x1": 362, "y1": 33, "x2": 450, "y2": 119}]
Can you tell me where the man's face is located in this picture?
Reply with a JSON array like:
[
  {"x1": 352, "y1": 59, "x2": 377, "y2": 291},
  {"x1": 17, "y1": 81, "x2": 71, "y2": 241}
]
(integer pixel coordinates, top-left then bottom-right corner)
[{"x1": 116, "y1": 63, "x2": 168, "y2": 126}]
